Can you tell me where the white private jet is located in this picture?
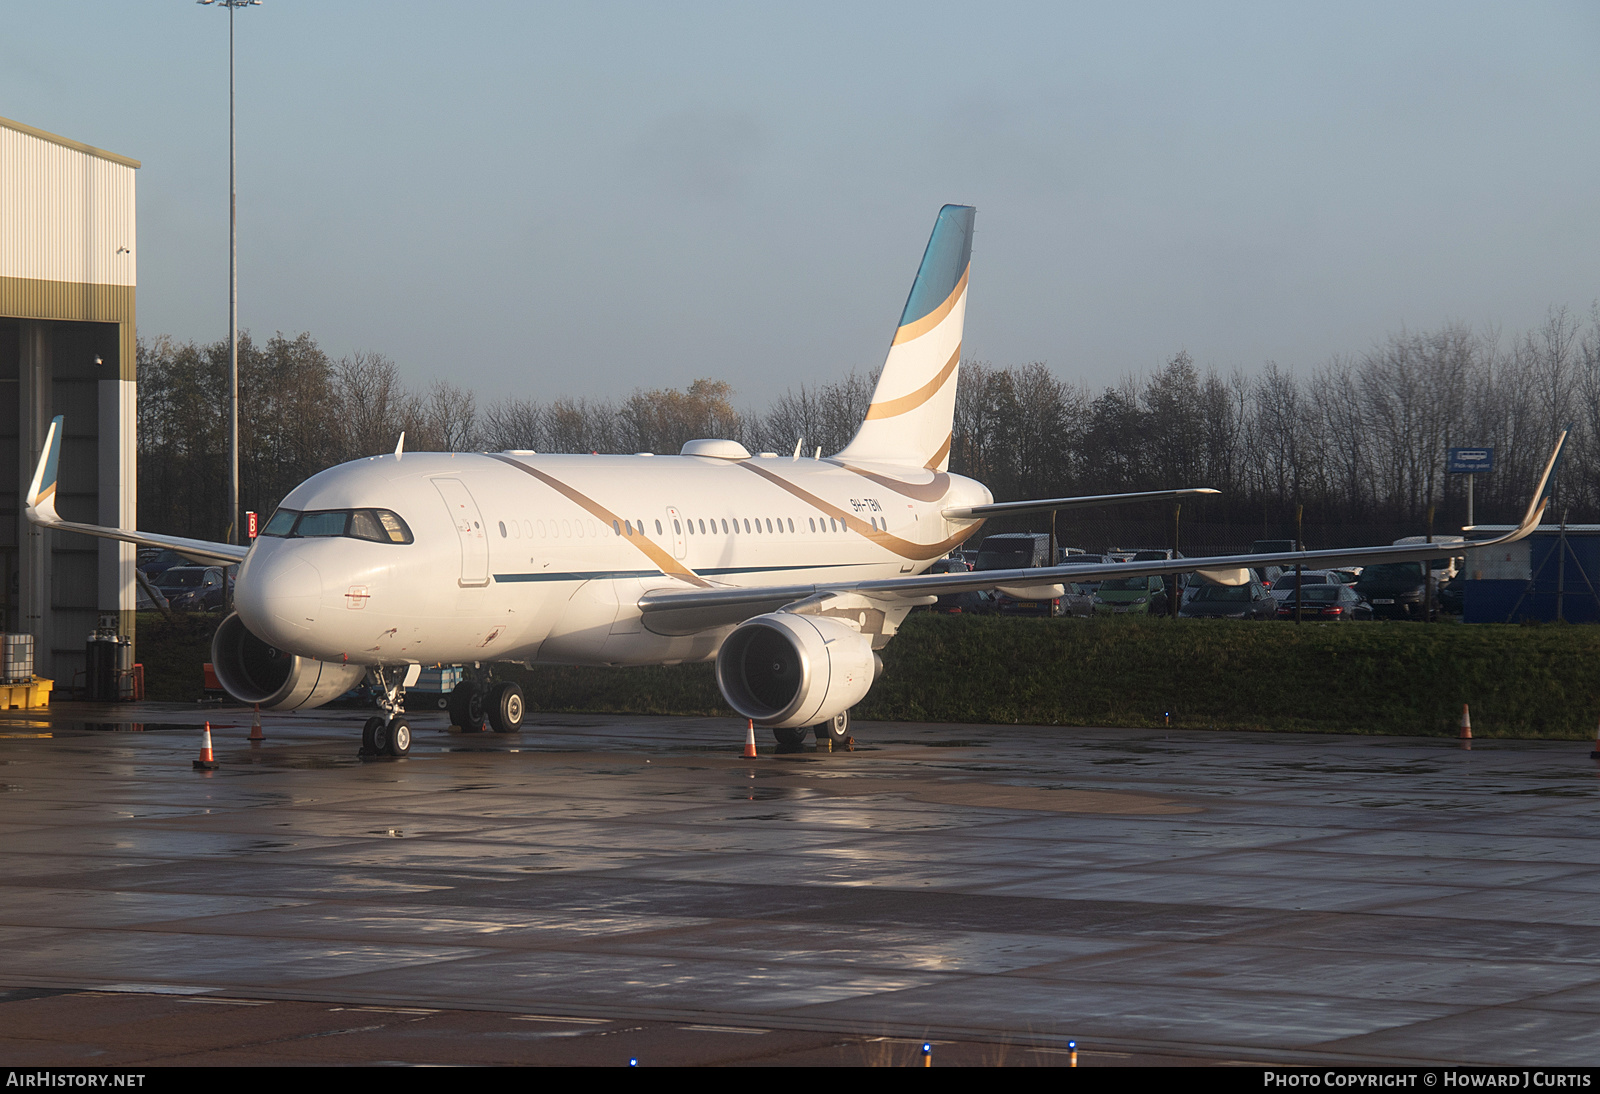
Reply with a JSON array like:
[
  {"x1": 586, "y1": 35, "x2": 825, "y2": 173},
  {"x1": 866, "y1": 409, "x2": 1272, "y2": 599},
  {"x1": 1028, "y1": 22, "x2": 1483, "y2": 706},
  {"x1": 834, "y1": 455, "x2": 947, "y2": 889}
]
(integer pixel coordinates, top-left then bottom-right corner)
[{"x1": 26, "y1": 205, "x2": 1565, "y2": 756}]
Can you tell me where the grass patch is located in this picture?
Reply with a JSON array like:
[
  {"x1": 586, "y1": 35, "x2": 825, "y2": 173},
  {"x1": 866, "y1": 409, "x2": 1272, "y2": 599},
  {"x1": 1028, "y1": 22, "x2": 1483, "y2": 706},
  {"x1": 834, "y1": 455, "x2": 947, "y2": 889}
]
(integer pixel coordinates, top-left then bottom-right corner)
[
  {"x1": 130, "y1": 611, "x2": 1600, "y2": 738},
  {"x1": 133, "y1": 612, "x2": 221, "y2": 701},
  {"x1": 858, "y1": 614, "x2": 1600, "y2": 738}
]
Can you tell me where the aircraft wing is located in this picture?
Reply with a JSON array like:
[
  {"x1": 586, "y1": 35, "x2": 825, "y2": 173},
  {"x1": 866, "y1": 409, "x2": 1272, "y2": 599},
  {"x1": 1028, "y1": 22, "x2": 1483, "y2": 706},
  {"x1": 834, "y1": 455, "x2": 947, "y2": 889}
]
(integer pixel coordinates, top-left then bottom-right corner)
[
  {"x1": 942, "y1": 487, "x2": 1219, "y2": 519},
  {"x1": 639, "y1": 431, "x2": 1566, "y2": 629},
  {"x1": 24, "y1": 415, "x2": 248, "y2": 566}
]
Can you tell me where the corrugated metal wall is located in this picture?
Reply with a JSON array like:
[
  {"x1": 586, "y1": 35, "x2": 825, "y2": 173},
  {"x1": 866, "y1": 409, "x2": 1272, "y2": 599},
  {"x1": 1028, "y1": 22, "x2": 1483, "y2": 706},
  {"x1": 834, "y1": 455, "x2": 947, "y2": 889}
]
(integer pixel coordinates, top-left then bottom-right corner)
[{"x1": 0, "y1": 125, "x2": 136, "y2": 289}]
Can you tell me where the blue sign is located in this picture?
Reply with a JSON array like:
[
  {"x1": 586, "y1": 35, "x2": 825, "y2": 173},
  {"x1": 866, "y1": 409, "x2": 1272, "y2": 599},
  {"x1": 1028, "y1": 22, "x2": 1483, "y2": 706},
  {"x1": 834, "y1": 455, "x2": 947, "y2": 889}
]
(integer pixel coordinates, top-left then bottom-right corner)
[{"x1": 1448, "y1": 447, "x2": 1494, "y2": 474}]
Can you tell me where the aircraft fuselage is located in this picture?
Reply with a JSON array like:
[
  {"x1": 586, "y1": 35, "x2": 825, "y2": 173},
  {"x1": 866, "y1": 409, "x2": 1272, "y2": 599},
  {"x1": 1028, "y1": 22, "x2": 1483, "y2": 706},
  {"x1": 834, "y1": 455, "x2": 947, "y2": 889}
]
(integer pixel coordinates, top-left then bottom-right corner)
[{"x1": 234, "y1": 450, "x2": 991, "y2": 670}]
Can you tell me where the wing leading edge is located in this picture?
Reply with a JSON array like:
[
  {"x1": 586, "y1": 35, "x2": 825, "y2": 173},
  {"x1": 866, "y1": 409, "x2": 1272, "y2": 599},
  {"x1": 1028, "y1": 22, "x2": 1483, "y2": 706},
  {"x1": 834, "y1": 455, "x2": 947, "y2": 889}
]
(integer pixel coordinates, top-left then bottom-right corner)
[
  {"x1": 24, "y1": 416, "x2": 247, "y2": 566},
  {"x1": 639, "y1": 431, "x2": 1567, "y2": 629}
]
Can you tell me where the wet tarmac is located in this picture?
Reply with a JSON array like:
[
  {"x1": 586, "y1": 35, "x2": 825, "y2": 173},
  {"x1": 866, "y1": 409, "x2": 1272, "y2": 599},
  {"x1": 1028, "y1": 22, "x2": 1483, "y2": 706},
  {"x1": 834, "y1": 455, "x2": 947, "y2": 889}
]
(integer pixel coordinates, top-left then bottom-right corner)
[{"x1": 1, "y1": 701, "x2": 1598, "y2": 1066}]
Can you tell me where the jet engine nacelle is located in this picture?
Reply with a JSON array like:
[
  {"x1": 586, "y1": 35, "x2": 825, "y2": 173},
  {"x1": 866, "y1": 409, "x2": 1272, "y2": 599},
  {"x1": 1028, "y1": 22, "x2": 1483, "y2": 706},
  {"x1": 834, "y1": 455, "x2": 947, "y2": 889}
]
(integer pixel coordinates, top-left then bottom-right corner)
[
  {"x1": 715, "y1": 613, "x2": 879, "y2": 729},
  {"x1": 211, "y1": 612, "x2": 367, "y2": 710}
]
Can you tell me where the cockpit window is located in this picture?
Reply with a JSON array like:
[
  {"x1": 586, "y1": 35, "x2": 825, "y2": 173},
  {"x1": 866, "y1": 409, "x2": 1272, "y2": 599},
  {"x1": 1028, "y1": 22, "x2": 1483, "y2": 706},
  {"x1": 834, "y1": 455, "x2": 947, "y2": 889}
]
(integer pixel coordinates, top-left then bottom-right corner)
[
  {"x1": 349, "y1": 509, "x2": 414, "y2": 544},
  {"x1": 264, "y1": 508, "x2": 414, "y2": 544},
  {"x1": 295, "y1": 511, "x2": 350, "y2": 537},
  {"x1": 261, "y1": 508, "x2": 299, "y2": 537}
]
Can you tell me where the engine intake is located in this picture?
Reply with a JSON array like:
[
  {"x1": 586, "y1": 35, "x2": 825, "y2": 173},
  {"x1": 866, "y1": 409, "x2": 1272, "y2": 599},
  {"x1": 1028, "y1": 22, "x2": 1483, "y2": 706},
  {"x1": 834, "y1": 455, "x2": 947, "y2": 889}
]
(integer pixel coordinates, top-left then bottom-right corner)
[
  {"x1": 715, "y1": 613, "x2": 878, "y2": 728},
  {"x1": 211, "y1": 612, "x2": 366, "y2": 710}
]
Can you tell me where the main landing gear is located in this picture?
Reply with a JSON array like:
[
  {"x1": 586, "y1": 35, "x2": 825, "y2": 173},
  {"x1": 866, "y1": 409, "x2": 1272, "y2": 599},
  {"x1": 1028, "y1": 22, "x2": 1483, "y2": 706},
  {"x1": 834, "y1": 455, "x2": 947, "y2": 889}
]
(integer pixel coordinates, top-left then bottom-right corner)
[
  {"x1": 770, "y1": 709, "x2": 852, "y2": 750},
  {"x1": 360, "y1": 665, "x2": 413, "y2": 758},
  {"x1": 448, "y1": 671, "x2": 526, "y2": 734}
]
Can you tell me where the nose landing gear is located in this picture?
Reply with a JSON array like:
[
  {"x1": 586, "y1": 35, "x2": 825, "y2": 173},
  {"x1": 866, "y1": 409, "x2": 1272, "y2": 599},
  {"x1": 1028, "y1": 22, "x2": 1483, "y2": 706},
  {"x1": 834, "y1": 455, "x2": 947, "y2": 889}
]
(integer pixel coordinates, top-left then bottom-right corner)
[
  {"x1": 360, "y1": 665, "x2": 414, "y2": 758},
  {"x1": 362, "y1": 714, "x2": 412, "y2": 757}
]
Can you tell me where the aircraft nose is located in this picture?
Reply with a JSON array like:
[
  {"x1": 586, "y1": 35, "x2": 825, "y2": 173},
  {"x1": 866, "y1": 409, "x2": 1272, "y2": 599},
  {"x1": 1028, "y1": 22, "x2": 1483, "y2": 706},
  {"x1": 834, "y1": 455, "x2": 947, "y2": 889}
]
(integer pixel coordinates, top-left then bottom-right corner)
[{"x1": 236, "y1": 549, "x2": 323, "y2": 643}]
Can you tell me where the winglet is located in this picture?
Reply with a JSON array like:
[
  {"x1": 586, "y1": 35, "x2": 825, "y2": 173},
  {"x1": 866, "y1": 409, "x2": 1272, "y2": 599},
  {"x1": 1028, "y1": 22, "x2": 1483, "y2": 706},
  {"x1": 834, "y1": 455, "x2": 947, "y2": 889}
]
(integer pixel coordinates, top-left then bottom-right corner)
[
  {"x1": 1513, "y1": 428, "x2": 1568, "y2": 537},
  {"x1": 394, "y1": 432, "x2": 405, "y2": 460},
  {"x1": 24, "y1": 415, "x2": 63, "y2": 523}
]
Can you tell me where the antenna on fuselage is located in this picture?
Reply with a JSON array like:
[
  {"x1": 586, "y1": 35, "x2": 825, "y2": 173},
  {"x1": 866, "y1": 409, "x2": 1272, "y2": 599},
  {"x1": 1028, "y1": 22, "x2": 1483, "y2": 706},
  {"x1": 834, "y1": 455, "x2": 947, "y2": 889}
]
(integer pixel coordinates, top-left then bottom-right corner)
[
  {"x1": 793, "y1": 438, "x2": 803, "y2": 460},
  {"x1": 394, "y1": 432, "x2": 405, "y2": 460}
]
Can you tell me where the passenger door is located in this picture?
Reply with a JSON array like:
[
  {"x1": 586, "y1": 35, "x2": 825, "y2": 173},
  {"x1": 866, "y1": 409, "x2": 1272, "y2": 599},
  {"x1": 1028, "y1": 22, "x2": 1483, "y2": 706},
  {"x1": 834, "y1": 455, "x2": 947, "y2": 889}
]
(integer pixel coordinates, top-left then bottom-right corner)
[{"x1": 433, "y1": 478, "x2": 490, "y2": 587}]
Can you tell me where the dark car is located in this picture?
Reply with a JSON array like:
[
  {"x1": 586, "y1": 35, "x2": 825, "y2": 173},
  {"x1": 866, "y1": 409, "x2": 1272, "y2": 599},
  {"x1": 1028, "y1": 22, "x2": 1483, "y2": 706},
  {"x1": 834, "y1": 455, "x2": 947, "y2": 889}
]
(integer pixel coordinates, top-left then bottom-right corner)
[
  {"x1": 1179, "y1": 580, "x2": 1278, "y2": 620},
  {"x1": 974, "y1": 533, "x2": 1053, "y2": 571},
  {"x1": 136, "y1": 548, "x2": 189, "y2": 581},
  {"x1": 996, "y1": 582, "x2": 1094, "y2": 618},
  {"x1": 1276, "y1": 583, "x2": 1372, "y2": 621},
  {"x1": 154, "y1": 565, "x2": 234, "y2": 612},
  {"x1": 1354, "y1": 562, "x2": 1430, "y2": 620},
  {"x1": 1248, "y1": 539, "x2": 1301, "y2": 585},
  {"x1": 927, "y1": 557, "x2": 987, "y2": 614},
  {"x1": 1437, "y1": 573, "x2": 1465, "y2": 615}
]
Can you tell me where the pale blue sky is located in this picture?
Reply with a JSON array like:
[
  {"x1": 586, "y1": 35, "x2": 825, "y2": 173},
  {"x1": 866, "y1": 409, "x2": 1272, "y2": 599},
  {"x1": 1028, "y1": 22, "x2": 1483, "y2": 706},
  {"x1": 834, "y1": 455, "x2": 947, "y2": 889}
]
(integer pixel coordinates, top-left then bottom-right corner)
[{"x1": 7, "y1": 2, "x2": 1598, "y2": 404}]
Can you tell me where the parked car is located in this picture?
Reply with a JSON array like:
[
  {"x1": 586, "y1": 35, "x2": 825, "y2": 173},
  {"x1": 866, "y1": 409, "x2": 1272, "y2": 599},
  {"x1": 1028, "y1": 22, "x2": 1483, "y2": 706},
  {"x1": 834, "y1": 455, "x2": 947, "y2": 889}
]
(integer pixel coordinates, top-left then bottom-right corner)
[
  {"x1": 1179, "y1": 580, "x2": 1278, "y2": 620},
  {"x1": 1093, "y1": 575, "x2": 1170, "y2": 615},
  {"x1": 974, "y1": 533, "x2": 1054, "y2": 571},
  {"x1": 1437, "y1": 573, "x2": 1465, "y2": 615},
  {"x1": 1248, "y1": 539, "x2": 1301, "y2": 584},
  {"x1": 136, "y1": 548, "x2": 189, "y2": 581},
  {"x1": 1275, "y1": 584, "x2": 1372, "y2": 621},
  {"x1": 153, "y1": 565, "x2": 234, "y2": 612},
  {"x1": 926, "y1": 557, "x2": 988, "y2": 614},
  {"x1": 997, "y1": 582, "x2": 1094, "y2": 618},
  {"x1": 1268, "y1": 570, "x2": 1341, "y2": 603}
]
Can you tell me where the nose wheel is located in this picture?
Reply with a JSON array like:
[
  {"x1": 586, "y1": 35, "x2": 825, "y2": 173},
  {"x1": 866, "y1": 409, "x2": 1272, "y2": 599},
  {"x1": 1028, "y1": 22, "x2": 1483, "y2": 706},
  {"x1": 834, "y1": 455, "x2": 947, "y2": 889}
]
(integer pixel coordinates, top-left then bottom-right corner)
[{"x1": 361, "y1": 715, "x2": 412, "y2": 758}]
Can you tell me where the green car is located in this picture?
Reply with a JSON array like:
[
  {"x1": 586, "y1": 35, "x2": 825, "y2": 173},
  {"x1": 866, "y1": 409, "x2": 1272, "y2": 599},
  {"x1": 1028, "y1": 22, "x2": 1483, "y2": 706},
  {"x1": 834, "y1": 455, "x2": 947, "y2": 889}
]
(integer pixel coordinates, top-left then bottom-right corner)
[{"x1": 1093, "y1": 575, "x2": 1170, "y2": 615}]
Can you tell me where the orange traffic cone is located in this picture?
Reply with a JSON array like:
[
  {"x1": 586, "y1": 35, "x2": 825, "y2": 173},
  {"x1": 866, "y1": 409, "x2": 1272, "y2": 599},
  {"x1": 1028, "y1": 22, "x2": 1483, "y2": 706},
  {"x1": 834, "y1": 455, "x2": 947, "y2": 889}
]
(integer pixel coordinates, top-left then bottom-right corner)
[
  {"x1": 743, "y1": 720, "x2": 757, "y2": 759},
  {"x1": 1459, "y1": 704, "x2": 1473, "y2": 740},
  {"x1": 193, "y1": 721, "x2": 220, "y2": 770},
  {"x1": 1589, "y1": 716, "x2": 1600, "y2": 759},
  {"x1": 248, "y1": 704, "x2": 264, "y2": 742}
]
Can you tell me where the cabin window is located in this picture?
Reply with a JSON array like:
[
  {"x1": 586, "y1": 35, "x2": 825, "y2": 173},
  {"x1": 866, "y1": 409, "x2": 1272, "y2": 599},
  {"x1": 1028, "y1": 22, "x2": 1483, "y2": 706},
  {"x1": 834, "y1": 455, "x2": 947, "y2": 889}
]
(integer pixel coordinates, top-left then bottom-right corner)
[
  {"x1": 787, "y1": 518, "x2": 794, "y2": 533},
  {"x1": 613, "y1": 520, "x2": 621, "y2": 536},
  {"x1": 499, "y1": 521, "x2": 507, "y2": 537},
  {"x1": 656, "y1": 520, "x2": 664, "y2": 535},
  {"x1": 766, "y1": 518, "x2": 773, "y2": 533},
  {"x1": 808, "y1": 518, "x2": 815, "y2": 533},
  {"x1": 673, "y1": 519, "x2": 681, "y2": 535},
  {"x1": 699, "y1": 519, "x2": 707, "y2": 534}
]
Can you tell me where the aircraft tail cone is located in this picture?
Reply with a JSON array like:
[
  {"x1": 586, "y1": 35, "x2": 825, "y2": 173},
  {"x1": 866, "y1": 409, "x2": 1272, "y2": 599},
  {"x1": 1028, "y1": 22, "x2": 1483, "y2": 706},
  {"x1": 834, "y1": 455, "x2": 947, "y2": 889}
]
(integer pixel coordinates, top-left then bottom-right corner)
[
  {"x1": 192, "y1": 722, "x2": 220, "y2": 770},
  {"x1": 248, "y1": 704, "x2": 263, "y2": 742},
  {"x1": 743, "y1": 720, "x2": 757, "y2": 759}
]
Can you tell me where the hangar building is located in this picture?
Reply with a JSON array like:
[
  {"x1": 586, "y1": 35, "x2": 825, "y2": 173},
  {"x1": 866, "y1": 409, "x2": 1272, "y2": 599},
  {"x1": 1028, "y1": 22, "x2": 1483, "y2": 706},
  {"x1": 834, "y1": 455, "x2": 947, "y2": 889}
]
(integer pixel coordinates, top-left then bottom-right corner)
[{"x1": 0, "y1": 116, "x2": 138, "y2": 684}]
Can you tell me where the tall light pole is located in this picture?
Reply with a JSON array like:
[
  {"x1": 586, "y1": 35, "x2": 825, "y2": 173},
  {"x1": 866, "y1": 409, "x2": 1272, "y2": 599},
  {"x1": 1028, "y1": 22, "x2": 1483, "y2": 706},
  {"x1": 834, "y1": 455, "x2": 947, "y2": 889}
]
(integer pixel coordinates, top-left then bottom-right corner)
[{"x1": 199, "y1": 0, "x2": 260, "y2": 545}]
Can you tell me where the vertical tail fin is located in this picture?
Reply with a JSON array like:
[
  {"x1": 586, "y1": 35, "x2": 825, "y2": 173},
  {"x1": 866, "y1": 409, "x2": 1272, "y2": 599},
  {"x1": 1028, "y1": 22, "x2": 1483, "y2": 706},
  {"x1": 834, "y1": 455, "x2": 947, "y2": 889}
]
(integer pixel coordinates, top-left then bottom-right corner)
[{"x1": 837, "y1": 204, "x2": 974, "y2": 470}]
